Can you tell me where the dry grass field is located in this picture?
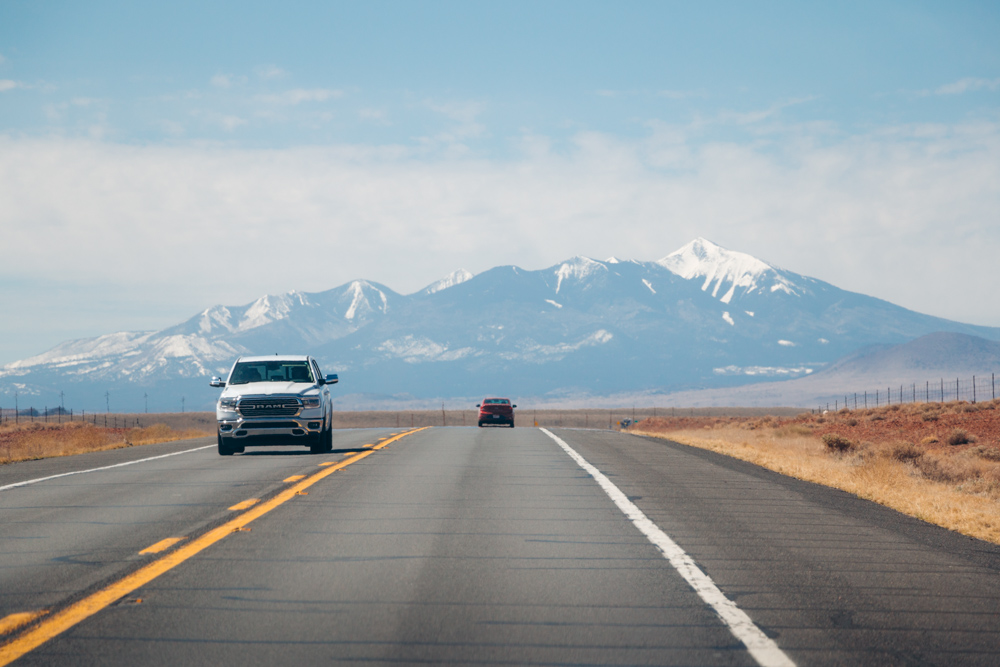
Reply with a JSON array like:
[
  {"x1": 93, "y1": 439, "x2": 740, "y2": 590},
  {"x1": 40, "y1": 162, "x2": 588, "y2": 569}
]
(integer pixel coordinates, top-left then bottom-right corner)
[
  {"x1": 0, "y1": 419, "x2": 213, "y2": 465},
  {"x1": 631, "y1": 399, "x2": 1000, "y2": 545}
]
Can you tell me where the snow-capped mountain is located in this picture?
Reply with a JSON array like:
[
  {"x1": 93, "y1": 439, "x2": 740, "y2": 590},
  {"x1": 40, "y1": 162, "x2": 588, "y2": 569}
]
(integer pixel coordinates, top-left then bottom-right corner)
[{"x1": 4, "y1": 239, "x2": 999, "y2": 412}]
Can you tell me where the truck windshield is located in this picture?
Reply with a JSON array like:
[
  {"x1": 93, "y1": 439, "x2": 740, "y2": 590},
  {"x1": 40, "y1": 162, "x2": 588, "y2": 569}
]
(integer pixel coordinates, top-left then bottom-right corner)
[{"x1": 229, "y1": 361, "x2": 314, "y2": 385}]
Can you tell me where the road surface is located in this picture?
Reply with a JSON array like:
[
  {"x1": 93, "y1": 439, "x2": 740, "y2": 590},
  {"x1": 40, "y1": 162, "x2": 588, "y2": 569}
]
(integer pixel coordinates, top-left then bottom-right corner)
[{"x1": 1, "y1": 426, "x2": 999, "y2": 665}]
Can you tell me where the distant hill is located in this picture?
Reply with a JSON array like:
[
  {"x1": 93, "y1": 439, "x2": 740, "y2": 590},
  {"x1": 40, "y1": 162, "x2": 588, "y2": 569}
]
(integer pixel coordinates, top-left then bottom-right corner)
[
  {"x1": 643, "y1": 332, "x2": 1000, "y2": 409},
  {"x1": 3, "y1": 239, "x2": 999, "y2": 412}
]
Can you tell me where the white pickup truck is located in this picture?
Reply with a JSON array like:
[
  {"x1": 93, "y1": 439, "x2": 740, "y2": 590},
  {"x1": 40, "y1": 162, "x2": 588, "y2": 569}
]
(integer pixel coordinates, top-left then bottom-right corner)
[{"x1": 209, "y1": 355, "x2": 339, "y2": 456}]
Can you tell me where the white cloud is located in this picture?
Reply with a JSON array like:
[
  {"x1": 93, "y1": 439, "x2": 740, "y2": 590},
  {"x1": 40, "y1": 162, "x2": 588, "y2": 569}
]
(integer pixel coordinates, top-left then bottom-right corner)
[
  {"x1": 0, "y1": 118, "x2": 998, "y2": 362},
  {"x1": 935, "y1": 77, "x2": 1000, "y2": 95},
  {"x1": 220, "y1": 115, "x2": 247, "y2": 131},
  {"x1": 0, "y1": 79, "x2": 19, "y2": 92},
  {"x1": 257, "y1": 88, "x2": 343, "y2": 105},
  {"x1": 210, "y1": 74, "x2": 234, "y2": 88},
  {"x1": 359, "y1": 108, "x2": 389, "y2": 123},
  {"x1": 423, "y1": 99, "x2": 486, "y2": 143},
  {"x1": 255, "y1": 65, "x2": 288, "y2": 80}
]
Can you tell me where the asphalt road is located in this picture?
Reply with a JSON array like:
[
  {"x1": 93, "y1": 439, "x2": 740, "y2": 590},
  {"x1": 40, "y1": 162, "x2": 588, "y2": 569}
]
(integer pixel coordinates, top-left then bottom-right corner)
[{"x1": 1, "y1": 427, "x2": 999, "y2": 666}]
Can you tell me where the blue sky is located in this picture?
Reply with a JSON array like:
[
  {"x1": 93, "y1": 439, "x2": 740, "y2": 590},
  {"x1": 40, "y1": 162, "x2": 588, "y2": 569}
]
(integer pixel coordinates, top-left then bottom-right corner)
[{"x1": 1, "y1": 1, "x2": 999, "y2": 364}]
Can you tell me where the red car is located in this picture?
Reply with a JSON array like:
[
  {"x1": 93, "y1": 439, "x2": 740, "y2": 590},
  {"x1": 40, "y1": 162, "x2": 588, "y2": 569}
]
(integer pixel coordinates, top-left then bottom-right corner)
[{"x1": 477, "y1": 397, "x2": 516, "y2": 428}]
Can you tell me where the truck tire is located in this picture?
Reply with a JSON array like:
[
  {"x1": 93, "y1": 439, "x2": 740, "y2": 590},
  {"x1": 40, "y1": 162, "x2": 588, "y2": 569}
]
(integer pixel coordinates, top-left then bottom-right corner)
[{"x1": 218, "y1": 433, "x2": 235, "y2": 456}]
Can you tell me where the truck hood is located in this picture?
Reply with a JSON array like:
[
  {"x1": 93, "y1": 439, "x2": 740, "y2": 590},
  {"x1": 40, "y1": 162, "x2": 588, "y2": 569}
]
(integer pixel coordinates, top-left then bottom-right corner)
[{"x1": 221, "y1": 381, "x2": 318, "y2": 398}]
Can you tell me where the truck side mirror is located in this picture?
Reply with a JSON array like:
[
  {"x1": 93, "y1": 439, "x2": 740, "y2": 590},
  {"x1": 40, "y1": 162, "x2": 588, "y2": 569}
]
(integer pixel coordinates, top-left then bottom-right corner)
[
  {"x1": 323, "y1": 374, "x2": 339, "y2": 385},
  {"x1": 209, "y1": 377, "x2": 225, "y2": 388}
]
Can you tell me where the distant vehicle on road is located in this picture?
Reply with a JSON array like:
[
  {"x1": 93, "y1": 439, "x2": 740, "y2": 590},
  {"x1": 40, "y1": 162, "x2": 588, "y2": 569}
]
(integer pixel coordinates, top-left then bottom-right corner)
[
  {"x1": 209, "y1": 355, "x2": 338, "y2": 455},
  {"x1": 477, "y1": 398, "x2": 516, "y2": 428}
]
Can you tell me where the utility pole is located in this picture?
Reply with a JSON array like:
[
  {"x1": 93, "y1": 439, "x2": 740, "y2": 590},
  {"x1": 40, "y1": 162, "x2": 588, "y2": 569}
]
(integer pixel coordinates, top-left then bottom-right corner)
[
  {"x1": 441, "y1": 402, "x2": 445, "y2": 426},
  {"x1": 105, "y1": 391, "x2": 110, "y2": 414},
  {"x1": 14, "y1": 391, "x2": 18, "y2": 424},
  {"x1": 181, "y1": 396, "x2": 186, "y2": 413},
  {"x1": 59, "y1": 391, "x2": 65, "y2": 423},
  {"x1": 144, "y1": 392, "x2": 148, "y2": 414}
]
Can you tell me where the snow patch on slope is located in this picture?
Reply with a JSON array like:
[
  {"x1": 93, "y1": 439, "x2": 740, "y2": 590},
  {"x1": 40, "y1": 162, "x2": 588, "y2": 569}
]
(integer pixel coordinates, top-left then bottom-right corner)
[
  {"x1": 554, "y1": 257, "x2": 606, "y2": 294},
  {"x1": 239, "y1": 291, "x2": 308, "y2": 331},
  {"x1": 658, "y1": 237, "x2": 798, "y2": 303},
  {"x1": 713, "y1": 365, "x2": 814, "y2": 377},
  {"x1": 421, "y1": 269, "x2": 474, "y2": 295},
  {"x1": 377, "y1": 336, "x2": 475, "y2": 363},
  {"x1": 344, "y1": 281, "x2": 389, "y2": 320},
  {"x1": 511, "y1": 330, "x2": 614, "y2": 362}
]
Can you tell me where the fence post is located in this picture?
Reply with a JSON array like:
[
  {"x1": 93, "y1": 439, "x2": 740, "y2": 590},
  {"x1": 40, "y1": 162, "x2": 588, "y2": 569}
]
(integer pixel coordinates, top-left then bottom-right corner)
[
  {"x1": 864, "y1": 391, "x2": 867, "y2": 409},
  {"x1": 956, "y1": 378, "x2": 959, "y2": 402},
  {"x1": 973, "y1": 376, "x2": 977, "y2": 403},
  {"x1": 940, "y1": 378, "x2": 944, "y2": 402}
]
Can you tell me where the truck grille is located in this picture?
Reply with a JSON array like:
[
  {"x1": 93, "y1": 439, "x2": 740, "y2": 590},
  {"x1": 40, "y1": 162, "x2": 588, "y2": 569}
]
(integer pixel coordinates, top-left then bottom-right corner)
[{"x1": 237, "y1": 398, "x2": 301, "y2": 417}]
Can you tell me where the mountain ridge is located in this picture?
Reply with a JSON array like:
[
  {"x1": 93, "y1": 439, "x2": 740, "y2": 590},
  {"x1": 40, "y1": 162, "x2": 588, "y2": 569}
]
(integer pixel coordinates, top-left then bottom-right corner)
[{"x1": 3, "y1": 239, "x2": 999, "y2": 412}]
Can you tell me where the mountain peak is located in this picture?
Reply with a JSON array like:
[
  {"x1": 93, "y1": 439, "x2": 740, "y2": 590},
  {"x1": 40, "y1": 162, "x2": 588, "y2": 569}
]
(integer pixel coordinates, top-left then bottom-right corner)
[
  {"x1": 658, "y1": 238, "x2": 796, "y2": 303},
  {"x1": 420, "y1": 269, "x2": 475, "y2": 295},
  {"x1": 553, "y1": 256, "x2": 607, "y2": 293}
]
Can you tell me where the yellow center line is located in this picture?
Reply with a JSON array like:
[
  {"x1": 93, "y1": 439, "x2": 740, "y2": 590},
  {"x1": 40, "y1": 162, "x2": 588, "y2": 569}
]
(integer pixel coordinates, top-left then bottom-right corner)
[
  {"x1": 283, "y1": 475, "x2": 307, "y2": 482},
  {"x1": 0, "y1": 426, "x2": 431, "y2": 666},
  {"x1": 228, "y1": 498, "x2": 260, "y2": 511},
  {"x1": 0, "y1": 613, "x2": 46, "y2": 638},
  {"x1": 138, "y1": 538, "x2": 185, "y2": 555}
]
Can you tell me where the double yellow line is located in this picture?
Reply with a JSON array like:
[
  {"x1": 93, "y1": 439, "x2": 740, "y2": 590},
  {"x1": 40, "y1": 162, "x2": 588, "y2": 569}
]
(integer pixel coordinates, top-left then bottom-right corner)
[{"x1": 0, "y1": 427, "x2": 429, "y2": 666}]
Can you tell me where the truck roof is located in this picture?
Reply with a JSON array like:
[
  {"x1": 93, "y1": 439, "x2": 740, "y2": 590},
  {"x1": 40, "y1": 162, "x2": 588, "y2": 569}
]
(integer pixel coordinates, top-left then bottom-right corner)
[{"x1": 237, "y1": 355, "x2": 310, "y2": 362}]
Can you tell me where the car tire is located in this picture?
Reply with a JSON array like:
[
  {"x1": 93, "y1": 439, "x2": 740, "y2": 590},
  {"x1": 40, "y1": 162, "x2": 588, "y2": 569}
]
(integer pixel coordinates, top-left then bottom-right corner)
[
  {"x1": 477, "y1": 421, "x2": 484, "y2": 428},
  {"x1": 510, "y1": 421, "x2": 515, "y2": 428},
  {"x1": 218, "y1": 433, "x2": 235, "y2": 456},
  {"x1": 309, "y1": 432, "x2": 324, "y2": 454}
]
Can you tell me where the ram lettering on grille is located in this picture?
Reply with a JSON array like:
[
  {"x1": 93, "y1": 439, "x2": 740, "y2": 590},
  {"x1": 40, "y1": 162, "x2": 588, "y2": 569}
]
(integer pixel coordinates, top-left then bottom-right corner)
[{"x1": 238, "y1": 398, "x2": 301, "y2": 417}]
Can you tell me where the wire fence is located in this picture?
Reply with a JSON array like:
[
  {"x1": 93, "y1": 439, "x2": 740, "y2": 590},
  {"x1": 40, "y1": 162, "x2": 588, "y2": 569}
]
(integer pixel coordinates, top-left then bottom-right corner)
[
  {"x1": 817, "y1": 373, "x2": 998, "y2": 413},
  {"x1": 0, "y1": 407, "x2": 145, "y2": 429}
]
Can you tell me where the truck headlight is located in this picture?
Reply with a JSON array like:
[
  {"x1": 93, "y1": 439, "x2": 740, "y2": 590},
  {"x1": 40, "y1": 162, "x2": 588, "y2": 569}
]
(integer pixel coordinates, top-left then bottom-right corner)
[
  {"x1": 302, "y1": 397, "x2": 321, "y2": 408},
  {"x1": 219, "y1": 397, "x2": 238, "y2": 410}
]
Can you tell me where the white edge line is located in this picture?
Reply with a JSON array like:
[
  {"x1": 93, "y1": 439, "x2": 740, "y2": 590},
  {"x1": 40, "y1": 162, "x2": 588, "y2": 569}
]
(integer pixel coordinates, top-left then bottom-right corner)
[
  {"x1": 0, "y1": 444, "x2": 216, "y2": 492},
  {"x1": 539, "y1": 427, "x2": 795, "y2": 667}
]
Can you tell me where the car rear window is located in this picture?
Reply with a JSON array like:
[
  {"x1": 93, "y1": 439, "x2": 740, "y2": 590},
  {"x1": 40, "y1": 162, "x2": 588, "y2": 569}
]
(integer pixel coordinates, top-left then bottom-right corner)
[{"x1": 484, "y1": 398, "x2": 510, "y2": 405}]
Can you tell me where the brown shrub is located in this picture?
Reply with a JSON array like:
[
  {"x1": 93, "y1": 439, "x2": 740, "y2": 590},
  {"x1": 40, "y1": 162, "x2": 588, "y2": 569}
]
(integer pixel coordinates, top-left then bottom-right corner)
[
  {"x1": 886, "y1": 441, "x2": 923, "y2": 463},
  {"x1": 868, "y1": 414, "x2": 885, "y2": 421},
  {"x1": 966, "y1": 445, "x2": 1000, "y2": 462},
  {"x1": 775, "y1": 425, "x2": 814, "y2": 438},
  {"x1": 916, "y1": 451, "x2": 993, "y2": 485},
  {"x1": 946, "y1": 429, "x2": 978, "y2": 446},
  {"x1": 921, "y1": 435, "x2": 940, "y2": 445},
  {"x1": 921, "y1": 412, "x2": 940, "y2": 422},
  {"x1": 822, "y1": 433, "x2": 856, "y2": 453}
]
